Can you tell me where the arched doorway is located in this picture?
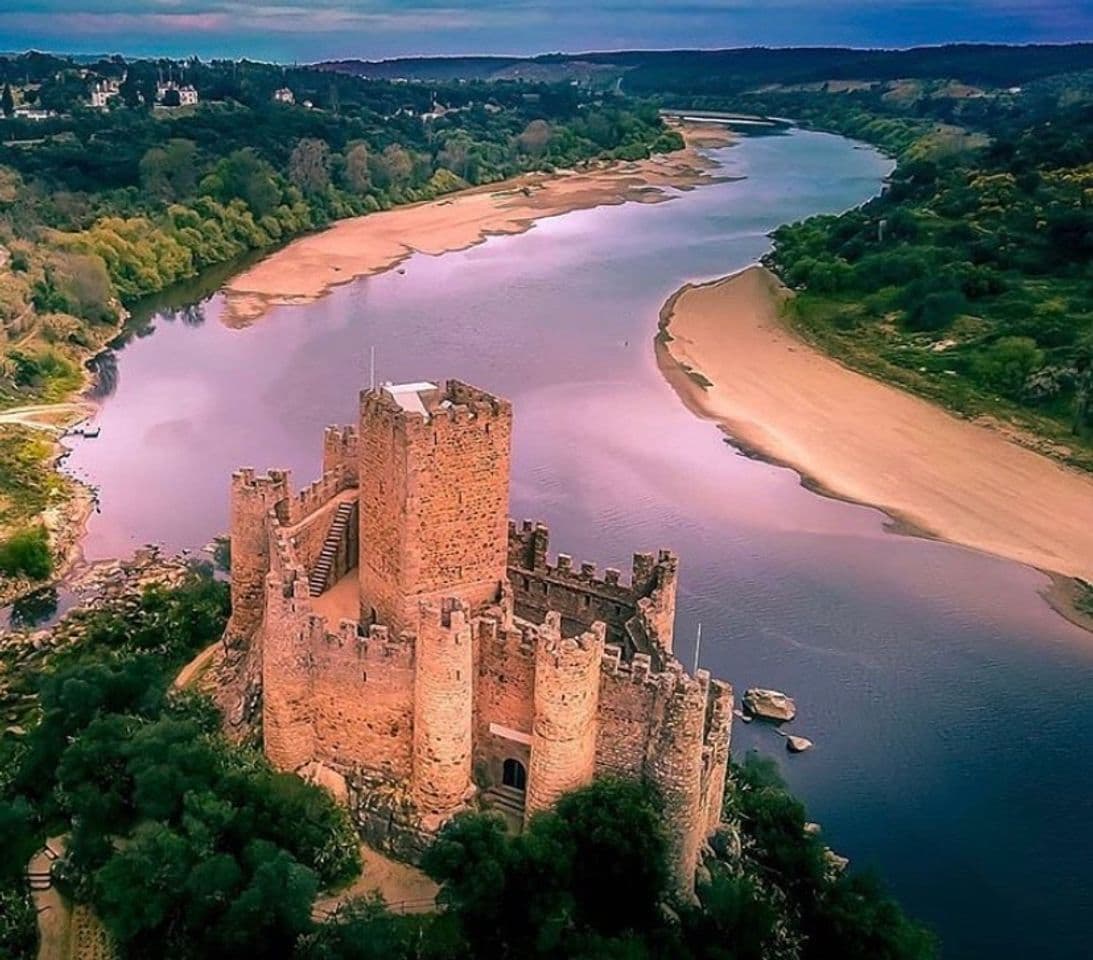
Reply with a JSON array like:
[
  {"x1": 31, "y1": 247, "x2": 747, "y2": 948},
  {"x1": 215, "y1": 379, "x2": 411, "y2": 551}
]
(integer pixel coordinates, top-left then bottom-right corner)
[{"x1": 502, "y1": 757, "x2": 527, "y2": 792}]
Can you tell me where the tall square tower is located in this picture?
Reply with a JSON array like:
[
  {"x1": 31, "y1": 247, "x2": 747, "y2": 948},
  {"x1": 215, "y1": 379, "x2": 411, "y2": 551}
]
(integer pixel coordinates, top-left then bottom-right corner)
[{"x1": 357, "y1": 380, "x2": 513, "y2": 634}]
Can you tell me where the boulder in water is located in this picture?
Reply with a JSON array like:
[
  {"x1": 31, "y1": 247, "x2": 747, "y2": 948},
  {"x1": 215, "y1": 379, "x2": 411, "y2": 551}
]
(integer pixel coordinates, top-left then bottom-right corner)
[
  {"x1": 743, "y1": 688, "x2": 797, "y2": 722},
  {"x1": 786, "y1": 735, "x2": 813, "y2": 753}
]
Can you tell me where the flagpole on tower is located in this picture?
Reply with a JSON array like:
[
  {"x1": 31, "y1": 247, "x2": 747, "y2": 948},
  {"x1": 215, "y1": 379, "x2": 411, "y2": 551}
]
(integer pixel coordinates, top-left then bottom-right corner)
[{"x1": 369, "y1": 345, "x2": 375, "y2": 391}]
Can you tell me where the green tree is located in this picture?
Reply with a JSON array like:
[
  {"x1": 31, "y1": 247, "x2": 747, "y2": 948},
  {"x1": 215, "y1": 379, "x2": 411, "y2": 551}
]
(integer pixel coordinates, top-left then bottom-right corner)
[
  {"x1": 972, "y1": 336, "x2": 1044, "y2": 398},
  {"x1": 289, "y1": 138, "x2": 332, "y2": 197},
  {"x1": 1, "y1": 83, "x2": 14, "y2": 118},
  {"x1": 139, "y1": 139, "x2": 198, "y2": 202},
  {"x1": 342, "y1": 142, "x2": 371, "y2": 195}
]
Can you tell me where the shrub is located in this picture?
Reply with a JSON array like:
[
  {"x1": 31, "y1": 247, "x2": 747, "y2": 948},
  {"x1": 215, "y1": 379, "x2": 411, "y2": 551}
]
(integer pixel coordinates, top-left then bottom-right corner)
[{"x1": 0, "y1": 524, "x2": 52, "y2": 579}]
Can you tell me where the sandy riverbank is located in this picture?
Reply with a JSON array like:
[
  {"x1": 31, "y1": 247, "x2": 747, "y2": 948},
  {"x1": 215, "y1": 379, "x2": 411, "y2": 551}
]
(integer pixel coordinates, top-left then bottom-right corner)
[
  {"x1": 222, "y1": 123, "x2": 734, "y2": 326},
  {"x1": 657, "y1": 265, "x2": 1093, "y2": 592}
]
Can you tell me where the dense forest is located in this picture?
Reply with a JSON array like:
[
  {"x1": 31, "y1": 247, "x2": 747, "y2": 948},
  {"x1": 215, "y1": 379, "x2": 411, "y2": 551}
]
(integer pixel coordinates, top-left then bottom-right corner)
[
  {"x1": 0, "y1": 571, "x2": 934, "y2": 960},
  {"x1": 0, "y1": 53, "x2": 679, "y2": 586}
]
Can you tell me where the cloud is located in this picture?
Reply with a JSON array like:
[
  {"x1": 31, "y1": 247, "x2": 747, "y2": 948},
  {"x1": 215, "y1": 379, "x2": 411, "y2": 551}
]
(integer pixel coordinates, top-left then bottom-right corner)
[{"x1": 2, "y1": 1, "x2": 1090, "y2": 59}]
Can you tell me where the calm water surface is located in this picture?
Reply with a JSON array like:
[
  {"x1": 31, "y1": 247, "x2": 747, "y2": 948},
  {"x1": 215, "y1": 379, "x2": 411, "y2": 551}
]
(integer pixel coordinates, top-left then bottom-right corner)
[{"x1": 64, "y1": 131, "x2": 1093, "y2": 959}]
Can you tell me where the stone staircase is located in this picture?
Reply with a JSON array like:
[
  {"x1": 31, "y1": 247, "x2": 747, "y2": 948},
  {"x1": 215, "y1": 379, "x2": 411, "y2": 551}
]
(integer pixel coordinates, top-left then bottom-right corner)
[
  {"x1": 485, "y1": 784, "x2": 527, "y2": 820},
  {"x1": 309, "y1": 500, "x2": 354, "y2": 597}
]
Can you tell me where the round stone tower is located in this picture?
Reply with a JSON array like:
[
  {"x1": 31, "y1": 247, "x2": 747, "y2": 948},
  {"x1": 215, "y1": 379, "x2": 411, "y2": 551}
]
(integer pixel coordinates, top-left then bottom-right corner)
[
  {"x1": 648, "y1": 669, "x2": 708, "y2": 899},
  {"x1": 411, "y1": 598, "x2": 474, "y2": 823},
  {"x1": 526, "y1": 613, "x2": 605, "y2": 814}
]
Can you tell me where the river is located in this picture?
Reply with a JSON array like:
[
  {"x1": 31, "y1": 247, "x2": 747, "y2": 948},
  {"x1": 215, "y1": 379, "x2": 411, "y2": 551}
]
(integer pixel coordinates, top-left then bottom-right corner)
[{"x1": 60, "y1": 130, "x2": 1093, "y2": 958}]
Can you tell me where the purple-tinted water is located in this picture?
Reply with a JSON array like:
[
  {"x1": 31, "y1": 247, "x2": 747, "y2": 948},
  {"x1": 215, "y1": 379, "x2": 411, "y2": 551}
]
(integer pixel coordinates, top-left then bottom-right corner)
[{"x1": 63, "y1": 131, "x2": 1092, "y2": 958}]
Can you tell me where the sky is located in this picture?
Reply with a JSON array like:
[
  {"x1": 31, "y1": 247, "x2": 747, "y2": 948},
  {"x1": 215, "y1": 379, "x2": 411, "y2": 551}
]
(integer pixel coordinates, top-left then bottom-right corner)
[{"x1": 1, "y1": 1, "x2": 1091, "y2": 62}]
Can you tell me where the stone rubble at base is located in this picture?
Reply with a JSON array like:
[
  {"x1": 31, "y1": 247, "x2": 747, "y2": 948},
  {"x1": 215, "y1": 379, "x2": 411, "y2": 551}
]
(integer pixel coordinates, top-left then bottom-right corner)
[{"x1": 218, "y1": 378, "x2": 734, "y2": 897}]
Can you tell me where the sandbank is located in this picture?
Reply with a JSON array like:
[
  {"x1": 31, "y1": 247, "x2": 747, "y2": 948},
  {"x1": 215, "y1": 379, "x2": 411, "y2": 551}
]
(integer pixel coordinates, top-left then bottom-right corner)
[
  {"x1": 222, "y1": 123, "x2": 734, "y2": 325},
  {"x1": 657, "y1": 265, "x2": 1093, "y2": 586}
]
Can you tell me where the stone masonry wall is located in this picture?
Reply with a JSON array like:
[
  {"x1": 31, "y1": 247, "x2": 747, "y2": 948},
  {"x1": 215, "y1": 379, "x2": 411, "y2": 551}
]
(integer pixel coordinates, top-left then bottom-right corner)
[
  {"x1": 309, "y1": 620, "x2": 415, "y2": 781},
  {"x1": 226, "y1": 468, "x2": 290, "y2": 647},
  {"x1": 474, "y1": 614, "x2": 537, "y2": 787},
  {"x1": 323, "y1": 425, "x2": 359, "y2": 482},
  {"x1": 526, "y1": 613, "x2": 605, "y2": 814},
  {"x1": 412, "y1": 599, "x2": 474, "y2": 821},
  {"x1": 358, "y1": 382, "x2": 511, "y2": 634},
  {"x1": 646, "y1": 667, "x2": 710, "y2": 900},
  {"x1": 508, "y1": 520, "x2": 678, "y2": 657},
  {"x1": 282, "y1": 489, "x2": 356, "y2": 578}
]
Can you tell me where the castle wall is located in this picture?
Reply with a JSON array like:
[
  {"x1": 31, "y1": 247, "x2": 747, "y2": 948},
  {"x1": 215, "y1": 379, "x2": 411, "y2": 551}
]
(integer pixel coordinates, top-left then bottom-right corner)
[
  {"x1": 595, "y1": 649, "x2": 660, "y2": 779},
  {"x1": 526, "y1": 614, "x2": 605, "y2": 814},
  {"x1": 358, "y1": 382, "x2": 511, "y2": 634},
  {"x1": 323, "y1": 425, "x2": 359, "y2": 482},
  {"x1": 474, "y1": 616, "x2": 536, "y2": 787},
  {"x1": 226, "y1": 469, "x2": 290, "y2": 647},
  {"x1": 283, "y1": 489, "x2": 357, "y2": 577},
  {"x1": 309, "y1": 621, "x2": 415, "y2": 781},
  {"x1": 508, "y1": 520, "x2": 678, "y2": 657},
  {"x1": 412, "y1": 600, "x2": 474, "y2": 819},
  {"x1": 646, "y1": 667, "x2": 710, "y2": 900},
  {"x1": 262, "y1": 565, "x2": 317, "y2": 772},
  {"x1": 702, "y1": 680, "x2": 734, "y2": 833}
]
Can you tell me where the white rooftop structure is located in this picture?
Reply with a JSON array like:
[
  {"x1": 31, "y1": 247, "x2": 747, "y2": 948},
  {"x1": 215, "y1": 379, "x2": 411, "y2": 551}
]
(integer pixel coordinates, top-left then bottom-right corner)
[{"x1": 383, "y1": 381, "x2": 438, "y2": 417}]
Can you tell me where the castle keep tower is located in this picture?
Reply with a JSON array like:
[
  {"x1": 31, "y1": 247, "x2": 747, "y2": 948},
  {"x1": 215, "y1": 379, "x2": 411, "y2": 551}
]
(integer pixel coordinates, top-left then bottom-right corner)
[
  {"x1": 221, "y1": 376, "x2": 733, "y2": 893},
  {"x1": 357, "y1": 381, "x2": 512, "y2": 635}
]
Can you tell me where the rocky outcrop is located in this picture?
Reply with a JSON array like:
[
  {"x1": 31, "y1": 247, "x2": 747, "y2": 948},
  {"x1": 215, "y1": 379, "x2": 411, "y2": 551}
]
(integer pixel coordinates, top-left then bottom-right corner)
[
  {"x1": 785, "y1": 735, "x2": 813, "y2": 753},
  {"x1": 743, "y1": 688, "x2": 796, "y2": 722}
]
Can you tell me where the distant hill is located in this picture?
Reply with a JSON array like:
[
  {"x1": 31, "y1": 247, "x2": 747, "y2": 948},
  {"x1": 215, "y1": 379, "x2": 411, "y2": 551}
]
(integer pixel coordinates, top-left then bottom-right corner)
[{"x1": 318, "y1": 44, "x2": 1093, "y2": 93}]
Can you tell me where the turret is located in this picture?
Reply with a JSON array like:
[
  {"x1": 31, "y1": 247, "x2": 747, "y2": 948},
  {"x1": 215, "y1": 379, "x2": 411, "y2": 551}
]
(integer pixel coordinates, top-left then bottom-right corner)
[
  {"x1": 225, "y1": 468, "x2": 290, "y2": 649},
  {"x1": 411, "y1": 598, "x2": 475, "y2": 823},
  {"x1": 526, "y1": 613, "x2": 605, "y2": 814},
  {"x1": 648, "y1": 667, "x2": 708, "y2": 899}
]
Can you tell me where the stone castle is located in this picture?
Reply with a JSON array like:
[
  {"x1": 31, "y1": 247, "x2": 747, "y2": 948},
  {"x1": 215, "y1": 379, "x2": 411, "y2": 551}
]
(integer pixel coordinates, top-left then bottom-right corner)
[{"x1": 222, "y1": 379, "x2": 733, "y2": 895}]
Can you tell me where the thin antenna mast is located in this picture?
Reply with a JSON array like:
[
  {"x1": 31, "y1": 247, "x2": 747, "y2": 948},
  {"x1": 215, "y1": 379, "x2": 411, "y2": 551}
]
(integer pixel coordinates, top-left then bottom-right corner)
[
  {"x1": 369, "y1": 346, "x2": 375, "y2": 391},
  {"x1": 693, "y1": 622, "x2": 702, "y2": 674}
]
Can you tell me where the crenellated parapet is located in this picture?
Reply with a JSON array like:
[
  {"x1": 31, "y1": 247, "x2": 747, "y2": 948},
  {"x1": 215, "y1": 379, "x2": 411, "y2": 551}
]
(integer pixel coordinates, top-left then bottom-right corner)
[
  {"x1": 323, "y1": 424, "x2": 359, "y2": 481},
  {"x1": 508, "y1": 520, "x2": 678, "y2": 657},
  {"x1": 285, "y1": 464, "x2": 354, "y2": 527}
]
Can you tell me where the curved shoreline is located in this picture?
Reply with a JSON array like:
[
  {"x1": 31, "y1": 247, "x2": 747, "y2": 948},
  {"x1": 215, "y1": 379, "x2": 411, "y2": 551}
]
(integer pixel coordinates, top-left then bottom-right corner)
[
  {"x1": 222, "y1": 122, "x2": 736, "y2": 326},
  {"x1": 655, "y1": 264, "x2": 1093, "y2": 632}
]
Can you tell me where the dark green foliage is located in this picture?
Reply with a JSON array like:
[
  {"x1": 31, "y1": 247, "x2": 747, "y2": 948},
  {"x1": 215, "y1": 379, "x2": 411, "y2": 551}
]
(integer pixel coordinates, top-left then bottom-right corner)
[
  {"x1": 1, "y1": 83, "x2": 13, "y2": 118},
  {"x1": 759, "y1": 82, "x2": 1093, "y2": 458},
  {"x1": 0, "y1": 571, "x2": 361, "y2": 960},
  {"x1": 728, "y1": 753, "x2": 936, "y2": 960},
  {"x1": 0, "y1": 524, "x2": 52, "y2": 579}
]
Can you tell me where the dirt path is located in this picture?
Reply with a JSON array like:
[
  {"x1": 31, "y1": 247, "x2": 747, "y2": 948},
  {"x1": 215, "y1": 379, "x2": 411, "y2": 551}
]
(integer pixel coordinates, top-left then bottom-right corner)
[
  {"x1": 313, "y1": 845, "x2": 439, "y2": 920},
  {"x1": 173, "y1": 641, "x2": 220, "y2": 690},
  {"x1": 0, "y1": 402, "x2": 94, "y2": 433}
]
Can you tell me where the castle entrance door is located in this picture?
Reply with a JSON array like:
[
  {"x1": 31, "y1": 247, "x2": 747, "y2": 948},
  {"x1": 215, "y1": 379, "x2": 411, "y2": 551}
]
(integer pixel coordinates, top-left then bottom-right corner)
[{"x1": 502, "y1": 758, "x2": 527, "y2": 792}]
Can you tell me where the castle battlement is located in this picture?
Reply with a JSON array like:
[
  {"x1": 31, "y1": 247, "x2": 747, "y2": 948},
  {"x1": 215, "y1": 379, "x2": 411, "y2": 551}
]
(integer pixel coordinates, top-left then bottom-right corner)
[
  {"x1": 286, "y1": 465, "x2": 354, "y2": 527},
  {"x1": 222, "y1": 376, "x2": 731, "y2": 893}
]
